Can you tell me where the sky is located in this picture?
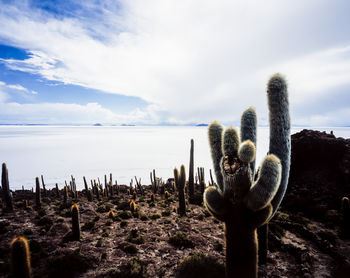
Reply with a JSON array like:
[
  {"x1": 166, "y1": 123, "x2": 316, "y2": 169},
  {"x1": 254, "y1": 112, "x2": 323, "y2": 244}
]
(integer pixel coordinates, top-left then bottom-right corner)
[{"x1": 0, "y1": 0, "x2": 350, "y2": 126}]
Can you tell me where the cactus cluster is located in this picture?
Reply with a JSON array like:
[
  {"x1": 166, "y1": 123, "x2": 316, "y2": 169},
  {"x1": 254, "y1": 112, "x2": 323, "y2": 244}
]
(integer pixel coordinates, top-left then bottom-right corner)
[{"x1": 204, "y1": 74, "x2": 290, "y2": 278}]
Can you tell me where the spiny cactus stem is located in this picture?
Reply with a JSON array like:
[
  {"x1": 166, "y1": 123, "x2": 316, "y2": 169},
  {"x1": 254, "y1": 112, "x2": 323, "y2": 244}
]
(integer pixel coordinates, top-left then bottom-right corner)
[
  {"x1": 1, "y1": 163, "x2": 13, "y2": 211},
  {"x1": 10, "y1": 236, "x2": 32, "y2": 278},
  {"x1": 225, "y1": 212, "x2": 257, "y2": 278},
  {"x1": 188, "y1": 139, "x2": 194, "y2": 203},
  {"x1": 71, "y1": 204, "x2": 80, "y2": 241},
  {"x1": 35, "y1": 177, "x2": 41, "y2": 208}
]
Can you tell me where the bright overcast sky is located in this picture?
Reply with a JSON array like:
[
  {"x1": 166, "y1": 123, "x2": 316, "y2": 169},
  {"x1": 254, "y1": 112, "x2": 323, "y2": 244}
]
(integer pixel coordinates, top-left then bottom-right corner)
[{"x1": 0, "y1": 0, "x2": 349, "y2": 126}]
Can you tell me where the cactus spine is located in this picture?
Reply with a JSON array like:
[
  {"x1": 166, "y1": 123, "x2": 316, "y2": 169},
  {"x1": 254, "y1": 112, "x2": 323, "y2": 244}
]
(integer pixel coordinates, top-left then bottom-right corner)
[
  {"x1": 35, "y1": 177, "x2": 41, "y2": 208},
  {"x1": 10, "y1": 236, "x2": 32, "y2": 278},
  {"x1": 204, "y1": 74, "x2": 290, "y2": 278},
  {"x1": 71, "y1": 204, "x2": 80, "y2": 241},
  {"x1": 188, "y1": 139, "x2": 195, "y2": 203},
  {"x1": 1, "y1": 163, "x2": 13, "y2": 212},
  {"x1": 174, "y1": 165, "x2": 186, "y2": 216}
]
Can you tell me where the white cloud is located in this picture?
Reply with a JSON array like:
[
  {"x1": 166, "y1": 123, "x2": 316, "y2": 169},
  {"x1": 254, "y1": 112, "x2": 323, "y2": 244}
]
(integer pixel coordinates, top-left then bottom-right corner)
[
  {"x1": 0, "y1": 101, "x2": 161, "y2": 124},
  {"x1": 0, "y1": 80, "x2": 38, "y2": 97},
  {"x1": 0, "y1": 0, "x2": 350, "y2": 125},
  {"x1": 7, "y1": 84, "x2": 28, "y2": 91}
]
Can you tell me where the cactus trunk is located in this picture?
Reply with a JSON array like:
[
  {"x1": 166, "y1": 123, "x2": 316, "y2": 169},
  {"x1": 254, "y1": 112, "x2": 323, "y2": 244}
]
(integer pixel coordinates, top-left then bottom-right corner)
[
  {"x1": 258, "y1": 223, "x2": 268, "y2": 265},
  {"x1": 71, "y1": 204, "x2": 80, "y2": 241},
  {"x1": 35, "y1": 177, "x2": 41, "y2": 208},
  {"x1": 10, "y1": 236, "x2": 32, "y2": 278},
  {"x1": 225, "y1": 214, "x2": 257, "y2": 278},
  {"x1": 1, "y1": 163, "x2": 13, "y2": 212},
  {"x1": 188, "y1": 139, "x2": 195, "y2": 203}
]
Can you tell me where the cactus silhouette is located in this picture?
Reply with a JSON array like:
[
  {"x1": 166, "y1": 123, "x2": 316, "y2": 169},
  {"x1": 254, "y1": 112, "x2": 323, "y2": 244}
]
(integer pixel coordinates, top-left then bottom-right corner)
[
  {"x1": 174, "y1": 165, "x2": 186, "y2": 216},
  {"x1": 63, "y1": 185, "x2": 68, "y2": 207},
  {"x1": 71, "y1": 204, "x2": 80, "y2": 241},
  {"x1": 35, "y1": 177, "x2": 41, "y2": 208},
  {"x1": 204, "y1": 74, "x2": 290, "y2": 278},
  {"x1": 10, "y1": 236, "x2": 32, "y2": 278},
  {"x1": 188, "y1": 139, "x2": 195, "y2": 203},
  {"x1": 1, "y1": 163, "x2": 13, "y2": 212}
]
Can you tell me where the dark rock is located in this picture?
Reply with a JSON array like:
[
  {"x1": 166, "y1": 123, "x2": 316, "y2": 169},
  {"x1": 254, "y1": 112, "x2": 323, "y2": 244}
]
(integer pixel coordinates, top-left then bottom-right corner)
[{"x1": 283, "y1": 129, "x2": 350, "y2": 220}]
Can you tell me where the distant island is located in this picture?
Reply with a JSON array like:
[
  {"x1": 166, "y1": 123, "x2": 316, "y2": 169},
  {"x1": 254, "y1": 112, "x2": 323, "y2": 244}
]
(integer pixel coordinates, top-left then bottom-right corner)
[{"x1": 196, "y1": 123, "x2": 208, "y2": 126}]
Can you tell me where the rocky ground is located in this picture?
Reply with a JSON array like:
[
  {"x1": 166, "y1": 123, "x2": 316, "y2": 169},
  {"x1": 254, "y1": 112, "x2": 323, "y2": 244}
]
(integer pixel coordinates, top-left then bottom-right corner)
[{"x1": 0, "y1": 129, "x2": 350, "y2": 278}]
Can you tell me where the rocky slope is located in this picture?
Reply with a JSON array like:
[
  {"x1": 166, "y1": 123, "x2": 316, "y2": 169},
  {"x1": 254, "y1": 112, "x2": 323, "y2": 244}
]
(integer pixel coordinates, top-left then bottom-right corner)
[{"x1": 0, "y1": 129, "x2": 349, "y2": 278}]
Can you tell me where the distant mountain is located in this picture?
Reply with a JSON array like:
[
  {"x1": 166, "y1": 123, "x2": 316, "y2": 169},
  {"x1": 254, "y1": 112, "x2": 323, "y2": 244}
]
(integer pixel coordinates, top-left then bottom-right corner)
[
  {"x1": 93, "y1": 123, "x2": 102, "y2": 126},
  {"x1": 196, "y1": 123, "x2": 208, "y2": 126}
]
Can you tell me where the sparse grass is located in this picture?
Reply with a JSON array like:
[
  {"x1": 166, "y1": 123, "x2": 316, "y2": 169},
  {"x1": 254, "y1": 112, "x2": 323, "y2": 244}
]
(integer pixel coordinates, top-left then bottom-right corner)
[
  {"x1": 127, "y1": 229, "x2": 144, "y2": 245},
  {"x1": 150, "y1": 213, "x2": 161, "y2": 220},
  {"x1": 122, "y1": 243, "x2": 138, "y2": 254},
  {"x1": 168, "y1": 232, "x2": 195, "y2": 249},
  {"x1": 175, "y1": 252, "x2": 225, "y2": 278}
]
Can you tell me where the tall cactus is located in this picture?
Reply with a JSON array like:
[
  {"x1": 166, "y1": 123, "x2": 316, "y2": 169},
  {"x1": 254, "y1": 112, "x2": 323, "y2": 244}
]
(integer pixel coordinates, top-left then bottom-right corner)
[
  {"x1": 71, "y1": 204, "x2": 80, "y2": 241},
  {"x1": 204, "y1": 74, "x2": 290, "y2": 278},
  {"x1": 41, "y1": 175, "x2": 46, "y2": 197},
  {"x1": 188, "y1": 139, "x2": 195, "y2": 203},
  {"x1": 10, "y1": 236, "x2": 32, "y2": 278},
  {"x1": 35, "y1": 177, "x2": 41, "y2": 208},
  {"x1": 174, "y1": 165, "x2": 186, "y2": 216},
  {"x1": 1, "y1": 163, "x2": 13, "y2": 212}
]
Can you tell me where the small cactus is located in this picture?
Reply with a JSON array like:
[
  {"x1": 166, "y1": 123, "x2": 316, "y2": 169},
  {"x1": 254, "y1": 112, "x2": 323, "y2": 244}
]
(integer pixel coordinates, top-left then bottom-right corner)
[
  {"x1": 204, "y1": 74, "x2": 290, "y2": 278},
  {"x1": 83, "y1": 176, "x2": 89, "y2": 193},
  {"x1": 87, "y1": 189, "x2": 93, "y2": 202},
  {"x1": 174, "y1": 165, "x2": 186, "y2": 216},
  {"x1": 165, "y1": 191, "x2": 171, "y2": 200},
  {"x1": 63, "y1": 185, "x2": 68, "y2": 207},
  {"x1": 130, "y1": 199, "x2": 137, "y2": 213},
  {"x1": 71, "y1": 204, "x2": 80, "y2": 241},
  {"x1": 35, "y1": 177, "x2": 41, "y2": 208},
  {"x1": 10, "y1": 236, "x2": 32, "y2": 278},
  {"x1": 55, "y1": 183, "x2": 60, "y2": 198},
  {"x1": 1, "y1": 163, "x2": 13, "y2": 212},
  {"x1": 108, "y1": 209, "x2": 115, "y2": 219}
]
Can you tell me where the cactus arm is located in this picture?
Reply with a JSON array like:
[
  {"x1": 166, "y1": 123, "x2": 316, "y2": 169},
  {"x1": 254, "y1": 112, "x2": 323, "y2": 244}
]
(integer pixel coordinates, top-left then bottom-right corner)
[
  {"x1": 248, "y1": 204, "x2": 273, "y2": 228},
  {"x1": 203, "y1": 186, "x2": 231, "y2": 221},
  {"x1": 240, "y1": 107, "x2": 257, "y2": 173},
  {"x1": 238, "y1": 140, "x2": 256, "y2": 164},
  {"x1": 245, "y1": 154, "x2": 281, "y2": 212},
  {"x1": 222, "y1": 127, "x2": 240, "y2": 163},
  {"x1": 267, "y1": 74, "x2": 290, "y2": 219},
  {"x1": 208, "y1": 121, "x2": 224, "y2": 191}
]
